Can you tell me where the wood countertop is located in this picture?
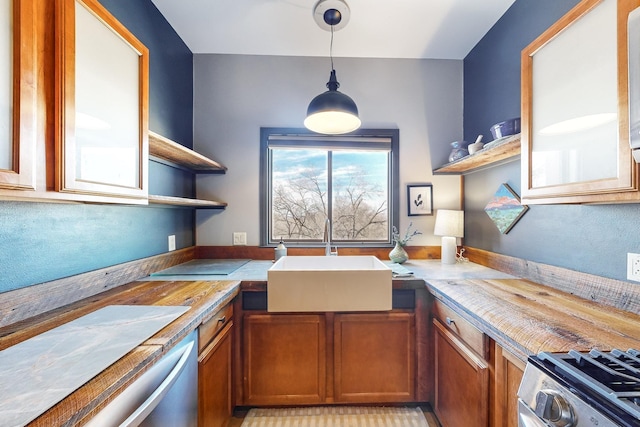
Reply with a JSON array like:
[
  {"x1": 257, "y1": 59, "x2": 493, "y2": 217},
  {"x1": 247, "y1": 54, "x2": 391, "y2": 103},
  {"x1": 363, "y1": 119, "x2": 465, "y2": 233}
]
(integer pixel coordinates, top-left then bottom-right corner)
[
  {"x1": 0, "y1": 279, "x2": 241, "y2": 427},
  {"x1": 426, "y1": 278, "x2": 640, "y2": 361},
  {"x1": 1, "y1": 259, "x2": 638, "y2": 425}
]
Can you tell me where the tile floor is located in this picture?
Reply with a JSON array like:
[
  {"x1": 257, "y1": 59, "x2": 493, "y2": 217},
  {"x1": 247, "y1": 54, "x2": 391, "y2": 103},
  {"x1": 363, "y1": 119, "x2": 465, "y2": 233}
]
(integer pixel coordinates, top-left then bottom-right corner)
[{"x1": 227, "y1": 407, "x2": 441, "y2": 427}]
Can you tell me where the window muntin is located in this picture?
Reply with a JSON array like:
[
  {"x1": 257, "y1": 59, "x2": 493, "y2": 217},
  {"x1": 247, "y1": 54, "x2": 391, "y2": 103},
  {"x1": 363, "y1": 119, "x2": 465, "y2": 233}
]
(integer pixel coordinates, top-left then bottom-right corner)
[{"x1": 260, "y1": 129, "x2": 399, "y2": 247}]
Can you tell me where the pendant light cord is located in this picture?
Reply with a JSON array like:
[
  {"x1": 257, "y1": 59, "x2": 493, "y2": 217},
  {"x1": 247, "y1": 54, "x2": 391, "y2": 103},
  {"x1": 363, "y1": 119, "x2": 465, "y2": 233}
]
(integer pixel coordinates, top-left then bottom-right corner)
[{"x1": 330, "y1": 24, "x2": 335, "y2": 71}]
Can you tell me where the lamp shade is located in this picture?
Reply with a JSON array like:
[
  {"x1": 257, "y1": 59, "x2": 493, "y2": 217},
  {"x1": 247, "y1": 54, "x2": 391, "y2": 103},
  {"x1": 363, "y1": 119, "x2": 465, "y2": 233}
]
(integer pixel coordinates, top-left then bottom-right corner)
[
  {"x1": 304, "y1": 70, "x2": 361, "y2": 135},
  {"x1": 433, "y1": 209, "x2": 464, "y2": 238}
]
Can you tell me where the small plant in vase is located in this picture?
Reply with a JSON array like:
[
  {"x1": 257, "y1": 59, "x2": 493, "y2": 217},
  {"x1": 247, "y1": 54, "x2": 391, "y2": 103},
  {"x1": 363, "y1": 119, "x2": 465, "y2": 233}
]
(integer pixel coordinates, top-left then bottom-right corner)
[{"x1": 390, "y1": 222, "x2": 422, "y2": 264}]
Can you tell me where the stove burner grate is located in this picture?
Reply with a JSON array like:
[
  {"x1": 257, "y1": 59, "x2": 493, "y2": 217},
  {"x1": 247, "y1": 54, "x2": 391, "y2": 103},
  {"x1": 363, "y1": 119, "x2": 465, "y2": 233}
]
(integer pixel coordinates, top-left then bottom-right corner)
[{"x1": 538, "y1": 348, "x2": 640, "y2": 420}]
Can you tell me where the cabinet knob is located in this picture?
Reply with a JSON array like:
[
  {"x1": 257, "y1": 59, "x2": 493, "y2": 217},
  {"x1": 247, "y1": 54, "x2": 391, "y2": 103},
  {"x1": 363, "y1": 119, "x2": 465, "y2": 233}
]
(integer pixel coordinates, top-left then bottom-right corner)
[
  {"x1": 445, "y1": 317, "x2": 455, "y2": 326},
  {"x1": 217, "y1": 316, "x2": 226, "y2": 323}
]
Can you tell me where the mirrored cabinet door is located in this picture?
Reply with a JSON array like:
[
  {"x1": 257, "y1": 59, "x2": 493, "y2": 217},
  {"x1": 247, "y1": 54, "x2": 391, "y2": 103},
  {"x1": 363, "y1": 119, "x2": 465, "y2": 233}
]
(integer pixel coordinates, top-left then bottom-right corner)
[
  {"x1": 55, "y1": 0, "x2": 148, "y2": 200},
  {"x1": 521, "y1": 0, "x2": 640, "y2": 204},
  {"x1": 0, "y1": 0, "x2": 37, "y2": 190}
]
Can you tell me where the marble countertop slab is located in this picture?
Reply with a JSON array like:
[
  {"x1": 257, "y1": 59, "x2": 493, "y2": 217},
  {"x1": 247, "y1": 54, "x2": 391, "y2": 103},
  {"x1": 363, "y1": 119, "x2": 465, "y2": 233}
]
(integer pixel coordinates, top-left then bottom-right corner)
[
  {"x1": 385, "y1": 259, "x2": 515, "y2": 280},
  {"x1": 139, "y1": 259, "x2": 514, "y2": 283},
  {"x1": 0, "y1": 305, "x2": 188, "y2": 427},
  {"x1": 140, "y1": 260, "x2": 275, "y2": 282}
]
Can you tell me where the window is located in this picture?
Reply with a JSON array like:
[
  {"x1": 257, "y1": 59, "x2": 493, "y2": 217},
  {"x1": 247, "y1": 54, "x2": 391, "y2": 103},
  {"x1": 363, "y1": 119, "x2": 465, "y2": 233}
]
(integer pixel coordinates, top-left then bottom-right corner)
[{"x1": 260, "y1": 128, "x2": 399, "y2": 247}]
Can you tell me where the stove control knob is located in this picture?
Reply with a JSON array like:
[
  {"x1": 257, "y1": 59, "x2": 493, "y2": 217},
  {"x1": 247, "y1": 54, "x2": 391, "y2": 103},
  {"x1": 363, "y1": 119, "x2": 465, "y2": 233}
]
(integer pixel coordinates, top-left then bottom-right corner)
[{"x1": 534, "y1": 390, "x2": 574, "y2": 427}]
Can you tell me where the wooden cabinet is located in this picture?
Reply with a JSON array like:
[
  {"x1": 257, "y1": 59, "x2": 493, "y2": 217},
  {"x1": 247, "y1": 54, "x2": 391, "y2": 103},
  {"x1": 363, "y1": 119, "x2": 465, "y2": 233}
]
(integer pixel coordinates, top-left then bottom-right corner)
[
  {"x1": 242, "y1": 313, "x2": 326, "y2": 405},
  {"x1": 1, "y1": 0, "x2": 37, "y2": 191},
  {"x1": 0, "y1": 0, "x2": 154, "y2": 204},
  {"x1": 431, "y1": 298, "x2": 528, "y2": 427},
  {"x1": 433, "y1": 319, "x2": 489, "y2": 427},
  {"x1": 198, "y1": 303, "x2": 234, "y2": 427},
  {"x1": 238, "y1": 290, "x2": 423, "y2": 406},
  {"x1": 55, "y1": 0, "x2": 149, "y2": 201},
  {"x1": 493, "y1": 343, "x2": 525, "y2": 427},
  {"x1": 521, "y1": 0, "x2": 640, "y2": 204},
  {"x1": 334, "y1": 312, "x2": 415, "y2": 403},
  {"x1": 432, "y1": 299, "x2": 490, "y2": 427}
]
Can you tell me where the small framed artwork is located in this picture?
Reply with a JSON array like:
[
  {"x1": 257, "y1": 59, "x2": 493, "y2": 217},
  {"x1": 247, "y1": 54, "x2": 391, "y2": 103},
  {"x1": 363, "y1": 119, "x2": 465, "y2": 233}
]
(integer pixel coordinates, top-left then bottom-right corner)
[
  {"x1": 484, "y1": 183, "x2": 528, "y2": 234},
  {"x1": 407, "y1": 184, "x2": 433, "y2": 216}
]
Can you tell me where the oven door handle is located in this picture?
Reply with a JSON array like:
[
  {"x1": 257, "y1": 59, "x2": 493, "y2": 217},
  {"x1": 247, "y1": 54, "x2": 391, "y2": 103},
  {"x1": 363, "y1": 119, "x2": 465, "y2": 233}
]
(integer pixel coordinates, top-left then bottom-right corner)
[{"x1": 120, "y1": 339, "x2": 195, "y2": 427}]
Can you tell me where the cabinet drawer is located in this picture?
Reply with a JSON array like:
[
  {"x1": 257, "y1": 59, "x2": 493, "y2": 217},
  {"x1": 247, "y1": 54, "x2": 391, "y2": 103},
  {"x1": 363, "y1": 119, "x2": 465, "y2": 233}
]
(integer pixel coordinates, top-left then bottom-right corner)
[
  {"x1": 432, "y1": 299, "x2": 487, "y2": 358},
  {"x1": 199, "y1": 303, "x2": 233, "y2": 353}
]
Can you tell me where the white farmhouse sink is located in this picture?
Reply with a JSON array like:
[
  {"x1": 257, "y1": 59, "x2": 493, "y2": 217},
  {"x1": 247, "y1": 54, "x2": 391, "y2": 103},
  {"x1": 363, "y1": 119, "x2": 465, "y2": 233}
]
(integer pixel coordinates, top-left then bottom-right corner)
[{"x1": 267, "y1": 256, "x2": 392, "y2": 312}]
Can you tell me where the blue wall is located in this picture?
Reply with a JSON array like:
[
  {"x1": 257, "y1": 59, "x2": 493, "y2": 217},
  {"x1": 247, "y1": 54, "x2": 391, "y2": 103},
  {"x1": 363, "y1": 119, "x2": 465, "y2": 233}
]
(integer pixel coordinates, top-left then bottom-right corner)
[
  {"x1": 0, "y1": 0, "x2": 195, "y2": 293},
  {"x1": 99, "y1": 0, "x2": 194, "y2": 148},
  {"x1": 463, "y1": 0, "x2": 640, "y2": 282}
]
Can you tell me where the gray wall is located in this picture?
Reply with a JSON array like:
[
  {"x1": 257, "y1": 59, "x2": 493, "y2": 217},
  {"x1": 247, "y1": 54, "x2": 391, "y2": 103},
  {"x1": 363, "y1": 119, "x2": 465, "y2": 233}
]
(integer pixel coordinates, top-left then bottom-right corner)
[
  {"x1": 0, "y1": 0, "x2": 194, "y2": 293},
  {"x1": 193, "y1": 54, "x2": 464, "y2": 247},
  {"x1": 463, "y1": 0, "x2": 640, "y2": 282}
]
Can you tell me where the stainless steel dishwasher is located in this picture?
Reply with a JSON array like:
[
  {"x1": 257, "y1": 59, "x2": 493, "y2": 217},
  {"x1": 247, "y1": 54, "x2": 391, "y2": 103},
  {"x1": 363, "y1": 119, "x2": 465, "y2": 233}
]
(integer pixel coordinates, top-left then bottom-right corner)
[{"x1": 86, "y1": 330, "x2": 198, "y2": 427}]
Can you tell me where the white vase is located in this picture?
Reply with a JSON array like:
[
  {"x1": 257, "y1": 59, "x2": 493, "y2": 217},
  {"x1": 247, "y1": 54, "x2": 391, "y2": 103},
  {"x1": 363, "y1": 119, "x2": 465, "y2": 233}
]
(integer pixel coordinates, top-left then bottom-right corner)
[{"x1": 389, "y1": 242, "x2": 408, "y2": 264}]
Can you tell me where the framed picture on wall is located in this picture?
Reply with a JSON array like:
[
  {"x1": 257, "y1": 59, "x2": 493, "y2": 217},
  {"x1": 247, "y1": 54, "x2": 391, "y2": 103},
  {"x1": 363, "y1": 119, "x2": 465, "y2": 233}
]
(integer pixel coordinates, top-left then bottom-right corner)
[
  {"x1": 407, "y1": 184, "x2": 433, "y2": 216},
  {"x1": 484, "y1": 183, "x2": 528, "y2": 234}
]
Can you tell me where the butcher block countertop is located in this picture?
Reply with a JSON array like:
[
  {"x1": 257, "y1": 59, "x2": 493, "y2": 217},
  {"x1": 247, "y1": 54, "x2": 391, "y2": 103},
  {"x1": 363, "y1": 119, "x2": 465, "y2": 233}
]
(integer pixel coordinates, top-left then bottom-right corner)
[
  {"x1": 426, "y1": 277, "x2": 640, "y2": 361},
  {"x1": 0, "y1": 279, "x2": 240, "y2": 427}
]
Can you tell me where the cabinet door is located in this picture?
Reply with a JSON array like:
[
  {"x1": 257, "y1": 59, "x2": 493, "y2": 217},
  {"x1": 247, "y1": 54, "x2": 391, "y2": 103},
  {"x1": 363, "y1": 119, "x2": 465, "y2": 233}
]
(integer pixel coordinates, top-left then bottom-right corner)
[
  {"x1": 243, "y1": 313, "x2": 326, "y2": 405},
  {"x1": 198, "y1": 321, "x2": 233, "y2": 427},
  {"x1": 55, "y1": 0, "x2": 148, "y2": 200},
  {"x1": 521, "y1": 0, "x2": 640, "y2": 204},
  {"x1": 0, "y1": 0, "x2": 37, "y2": 190},
  {"x1": 334, "y1": 312, "x2": 415, "y2": 403},
  {"x1": 493, "y1": 344, "x2": 525, "y2": 427},
  {"x1": 433, "y1": 319, "x2": 489, "y2": 427}
]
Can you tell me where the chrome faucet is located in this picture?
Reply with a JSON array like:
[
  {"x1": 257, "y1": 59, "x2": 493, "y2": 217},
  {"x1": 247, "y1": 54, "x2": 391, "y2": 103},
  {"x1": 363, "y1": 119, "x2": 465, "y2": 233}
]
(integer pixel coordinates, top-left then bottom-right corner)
[{"x1": 323, "y1": 218, "x2": 337, "y2": 256}]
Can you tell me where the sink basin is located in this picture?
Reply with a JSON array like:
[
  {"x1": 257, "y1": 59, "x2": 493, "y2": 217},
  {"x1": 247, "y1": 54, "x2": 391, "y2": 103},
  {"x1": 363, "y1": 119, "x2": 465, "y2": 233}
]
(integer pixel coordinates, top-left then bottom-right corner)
[{"x1": 267, "y1": 256, "x2": 392, "y2": 312}]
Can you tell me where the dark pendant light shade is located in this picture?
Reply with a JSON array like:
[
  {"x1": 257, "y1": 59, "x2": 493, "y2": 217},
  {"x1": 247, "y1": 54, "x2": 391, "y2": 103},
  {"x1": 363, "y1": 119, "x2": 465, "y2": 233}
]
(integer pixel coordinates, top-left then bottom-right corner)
[
  {"x1": 305, "y1": 0, "x2": 361, "y2": 135},
  {"x1": 304, "y1": 69, "x2": 361, "y2": 135}
]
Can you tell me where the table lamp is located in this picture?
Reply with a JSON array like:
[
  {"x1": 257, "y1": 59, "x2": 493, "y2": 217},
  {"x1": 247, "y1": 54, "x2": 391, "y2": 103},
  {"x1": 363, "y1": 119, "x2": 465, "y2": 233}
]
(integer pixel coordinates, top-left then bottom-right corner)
[{"x1": 433, "y1": 209, "x2": 464, "y2": 265}]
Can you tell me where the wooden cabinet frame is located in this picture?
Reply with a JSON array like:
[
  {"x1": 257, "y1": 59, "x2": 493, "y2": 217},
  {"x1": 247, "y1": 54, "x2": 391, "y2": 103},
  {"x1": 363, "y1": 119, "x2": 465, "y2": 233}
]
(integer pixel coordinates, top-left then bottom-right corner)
[
  {"x1": 433, "y1": 318, "x2": 489, "y2": 427},
  {"x1": 198, "y1": 320, "x2": 233, "y2": 427},
  {"x1": 54, "y1": 0, "x2": 148, "y2": 200},
  {"x1": 0, "y1": 0, "x2": 37, "y2": 190},
  {"x1": 334, "y1": 312, "x2": 415, "y2": 403},
  {"x1": 521, "y1": 0, "x2": 640, "y2": 204}
]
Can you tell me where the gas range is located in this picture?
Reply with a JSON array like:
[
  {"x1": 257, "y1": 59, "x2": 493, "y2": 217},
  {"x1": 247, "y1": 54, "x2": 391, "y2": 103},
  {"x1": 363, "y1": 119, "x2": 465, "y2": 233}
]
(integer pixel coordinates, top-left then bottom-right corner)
[{"x1": 518, "y1": 348, "x2": 640, "y2": 426}]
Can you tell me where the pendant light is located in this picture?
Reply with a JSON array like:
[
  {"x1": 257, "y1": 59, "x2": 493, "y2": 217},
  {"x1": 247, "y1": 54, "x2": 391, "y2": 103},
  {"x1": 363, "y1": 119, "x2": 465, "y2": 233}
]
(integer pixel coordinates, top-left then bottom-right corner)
[{"x1": 304, "y1": 0, "x2": 361, "y2": 135}]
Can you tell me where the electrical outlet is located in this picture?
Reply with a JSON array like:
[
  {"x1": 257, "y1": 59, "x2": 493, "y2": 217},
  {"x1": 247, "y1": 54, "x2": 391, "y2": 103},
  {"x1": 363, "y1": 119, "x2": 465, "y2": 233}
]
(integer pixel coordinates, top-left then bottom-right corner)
[
  {"x1": 627, "y1": 253, "x2": 640, "y2": 282},
  {"x1": 168, "y1": 235, "x2": 176, "y2": 252},
  {"x1": 233, "y1": 232, "x2": 247, "y2": 246}
]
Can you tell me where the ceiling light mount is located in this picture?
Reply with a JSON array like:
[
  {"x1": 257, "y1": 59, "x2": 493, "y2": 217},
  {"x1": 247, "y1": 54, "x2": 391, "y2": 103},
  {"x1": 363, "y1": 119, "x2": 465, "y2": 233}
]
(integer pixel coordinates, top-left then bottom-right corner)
[{"x1": 313, "y1": 0, "x2": 350, "y2": 32}]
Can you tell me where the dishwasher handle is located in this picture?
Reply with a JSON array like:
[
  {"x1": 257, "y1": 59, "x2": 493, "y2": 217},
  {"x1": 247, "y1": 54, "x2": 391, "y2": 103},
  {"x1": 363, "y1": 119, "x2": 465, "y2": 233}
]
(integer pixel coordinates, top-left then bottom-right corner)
[{"x1": 120, "y1": 339, "x2": 195, "y2": 427}]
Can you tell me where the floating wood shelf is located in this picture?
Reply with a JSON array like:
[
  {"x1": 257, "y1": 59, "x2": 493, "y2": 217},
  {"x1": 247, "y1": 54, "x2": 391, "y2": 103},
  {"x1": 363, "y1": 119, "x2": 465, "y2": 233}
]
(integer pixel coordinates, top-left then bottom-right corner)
[
  {"x1": 148, "y1": 195, "x2": 227, "y2": 209},
  {"x1": 433, "y1": 134, "x2": 521, "y2": 175},
  {"x1": 148, "y1": 131, "x2": 227, "y2": 173},
  {"x1": 147, "y1": 131, "x2": 228, "y2": 209}
]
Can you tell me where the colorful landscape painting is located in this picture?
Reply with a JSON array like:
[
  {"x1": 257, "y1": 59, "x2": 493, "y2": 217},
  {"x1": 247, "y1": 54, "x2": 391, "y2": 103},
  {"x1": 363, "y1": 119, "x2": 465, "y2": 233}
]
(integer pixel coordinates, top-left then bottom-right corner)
[{"x1": 484, "y1": 184, "x2": 528, "y2": 234}]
